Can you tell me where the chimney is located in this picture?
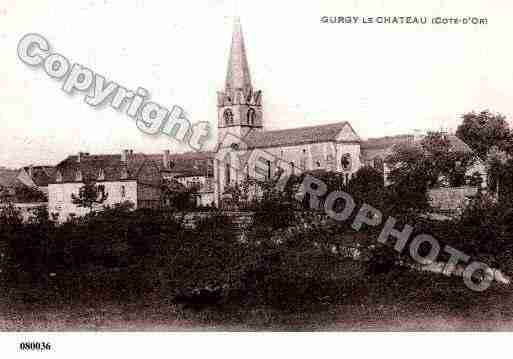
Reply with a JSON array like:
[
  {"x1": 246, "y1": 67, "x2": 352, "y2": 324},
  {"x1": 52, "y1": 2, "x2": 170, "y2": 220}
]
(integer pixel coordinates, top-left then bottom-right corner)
[
  {"x1": 163, "y1": 150, "x2": 170, "y2": 169},
  {"x1": 77, "y1": 152, "x2": 89, "y2": 163},
  {"x1": 121, "y1": 149, "x2": 130, "y2": 163},
  {"x1": 413, "y1": 129, "x2": 425, "y2": 143}
]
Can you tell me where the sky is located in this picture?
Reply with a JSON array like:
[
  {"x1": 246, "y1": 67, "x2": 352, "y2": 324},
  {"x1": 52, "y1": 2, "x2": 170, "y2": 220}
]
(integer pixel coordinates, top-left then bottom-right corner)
[{"x1": 1, "y1": 0, "x2": 512, "y2": 168}]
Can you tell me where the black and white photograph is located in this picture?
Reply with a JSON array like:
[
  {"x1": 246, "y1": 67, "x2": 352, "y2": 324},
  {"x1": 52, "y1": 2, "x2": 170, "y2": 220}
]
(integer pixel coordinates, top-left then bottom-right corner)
[{"x1": 0, "y1": 0, "x2": 512, "y2": 357}]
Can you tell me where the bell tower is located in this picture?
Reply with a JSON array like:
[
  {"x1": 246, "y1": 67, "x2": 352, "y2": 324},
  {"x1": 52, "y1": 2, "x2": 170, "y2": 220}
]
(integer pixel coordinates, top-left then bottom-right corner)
[{"x1": 217, "y1": 17, "x2": 263, "y2": 148}]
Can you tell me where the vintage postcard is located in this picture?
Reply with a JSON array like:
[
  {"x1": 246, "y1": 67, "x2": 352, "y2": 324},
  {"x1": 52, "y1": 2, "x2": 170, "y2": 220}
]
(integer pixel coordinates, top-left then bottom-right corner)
[{"x1": 0, "y1": 0, "x2": 512, "y2": 357}]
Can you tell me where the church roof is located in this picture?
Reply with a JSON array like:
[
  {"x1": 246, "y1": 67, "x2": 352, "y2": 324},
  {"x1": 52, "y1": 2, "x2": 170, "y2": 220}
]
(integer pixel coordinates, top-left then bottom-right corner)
[
  {"x1": 243, "y1": 121, "x2": 355, "y2": 149},
  {"x1": 225, "y1": 17, "x2": 252, "y2": 90}
]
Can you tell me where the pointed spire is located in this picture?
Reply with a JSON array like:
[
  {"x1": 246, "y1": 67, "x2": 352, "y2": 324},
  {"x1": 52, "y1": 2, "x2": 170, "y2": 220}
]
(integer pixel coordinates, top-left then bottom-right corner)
[{"x1": 225, "y1": 17, "x2": 252, "y2": 90}]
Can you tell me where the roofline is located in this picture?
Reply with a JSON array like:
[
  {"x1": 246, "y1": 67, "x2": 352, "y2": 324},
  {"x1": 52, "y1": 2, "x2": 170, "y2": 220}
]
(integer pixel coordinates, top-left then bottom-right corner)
[
  {"x1": 252, "y1": 121, "x2": 349, "y2": 135},
  {"x1": 48, "y1": 179, "x2": 138, "y2": 185}
]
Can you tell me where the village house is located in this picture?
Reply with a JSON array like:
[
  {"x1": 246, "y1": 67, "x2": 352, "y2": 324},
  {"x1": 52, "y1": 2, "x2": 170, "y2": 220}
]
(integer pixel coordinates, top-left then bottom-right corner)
[{"x1": 48, "y1": 150, "x2": 162, "y2": 222}]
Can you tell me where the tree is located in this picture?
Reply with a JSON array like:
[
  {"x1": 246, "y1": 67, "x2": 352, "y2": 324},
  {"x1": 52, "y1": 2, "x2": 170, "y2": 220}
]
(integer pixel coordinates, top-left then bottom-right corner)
[
  {"x1": 71, "y1": 181, "x2": 108, "y2": 213},
  {"x1": 385, "y1": 144, "x2": 433, "y2": 217},
  {"x1": 161, "y1": 179, "x2": 196, "y2": 210},
  {"x1": 420, "y1": 131, "x2": 475, "y2": 187},
  {"x1": 347, "y1": 166, "x2": 385, "y2": 207},
  {"x1": 13, "y1": 184, "x2": 47, "y2": 203},
  {"x1": 456, "y1": 110, "x2": 511, "y2": 160}
]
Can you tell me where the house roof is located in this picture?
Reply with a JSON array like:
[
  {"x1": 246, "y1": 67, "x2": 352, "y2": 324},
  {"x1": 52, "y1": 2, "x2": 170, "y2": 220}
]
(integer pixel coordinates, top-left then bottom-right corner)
[
  {"x1": 361, "y1": 135, "x2": 416, "y2": 150},
  {"x1": 161, "y1": 151, "x2": 215, "y2": 178},
  {"x1": 243, "y1": 121, "x2": 357, "y2": 149},
  {"x1": 51, "y1": 153, "x2": 160, "y2": 183},
  {"x1": 51, "y1": 151, "x2": 214, "y2": 183},
  {"x1": 0, "y1": 168, "x2": 18, "y2": 188},
  {"x1": 22, "y1": 166, "x2": 55, "y2": 187},
  {"x1": 361, "y1": 134, "x2": 474, "y2": 154}
]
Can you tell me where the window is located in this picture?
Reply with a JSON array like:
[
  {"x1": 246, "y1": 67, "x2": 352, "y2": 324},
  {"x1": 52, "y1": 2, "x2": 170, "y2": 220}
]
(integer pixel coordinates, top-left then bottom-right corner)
[
  {"x1": 300, "y1": 158, "x2": 307, "y2": 170},
  {"x1": 373, "y1": 158, "x2": 384, "y2": 173},
  {"x1": 266, "y1": 160, "x2": 272, "y2": 180},
  {"x1": 247, "y1": 108, "x2": 256, "y2": 125},
  {"x1": 56, "y1": 170, "x2": 62, "y2": 183},
  {"x1": 223, "y1": 109, "x2": 234, "y2": 126},
  {"x1": 290, "y1": 162, "x2": 295, "y2": 175},
  {"x1": 120, "y1": 167, "x2": 128, "y2": 179},
  {"x1": 316, "y1": 161, "x2": 321, "y2": 168},
  {"x1": 120, "y1": 185, "x2": 126, "y2": 198},
  {"x1": 98, "y1": 168, "x2": 105, "y2": 180},
  {"x1": 75, "y1": 170, "x2": 83, "y2": 182},
  {"x1": 341, "y1": 153, "x2": 352, "y2": 171}
]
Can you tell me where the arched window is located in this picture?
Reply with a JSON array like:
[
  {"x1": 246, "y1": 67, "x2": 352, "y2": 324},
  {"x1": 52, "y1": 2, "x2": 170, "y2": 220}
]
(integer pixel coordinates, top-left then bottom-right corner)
[
  {"x1": 225, "y1": 162, "x2": 231, "y2": 185},
  {"x1": 341, "y1": 153, "x2": 352, "y2": 171},
  {"x1": 223, "y1": 109, "x2": 234, "y2": 126},
  {"x1": 98, "y1": 168, "x2": 105, "y2": 180},
  {"x1": 247, "y1": 108, "x2": 256, "y2": 125}
]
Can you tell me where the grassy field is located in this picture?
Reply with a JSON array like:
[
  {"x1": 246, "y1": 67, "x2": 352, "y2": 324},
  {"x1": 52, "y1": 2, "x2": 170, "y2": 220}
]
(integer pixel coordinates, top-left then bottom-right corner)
[{"x1": 1, "y1": 268, "x2": 512, "y2": 331}]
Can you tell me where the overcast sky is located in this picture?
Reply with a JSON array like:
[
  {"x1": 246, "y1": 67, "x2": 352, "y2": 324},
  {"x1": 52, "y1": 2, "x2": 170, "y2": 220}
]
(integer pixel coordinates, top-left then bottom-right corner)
[{"x1": 1, "y1": 0, "x2": 512, "y2": 167}]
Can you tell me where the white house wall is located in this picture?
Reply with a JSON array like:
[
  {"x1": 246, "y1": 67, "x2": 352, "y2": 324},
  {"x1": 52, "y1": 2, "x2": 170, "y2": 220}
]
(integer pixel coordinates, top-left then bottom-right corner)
[{"x1": 48, "y1": 181, "x2": 138, "y2": 222}]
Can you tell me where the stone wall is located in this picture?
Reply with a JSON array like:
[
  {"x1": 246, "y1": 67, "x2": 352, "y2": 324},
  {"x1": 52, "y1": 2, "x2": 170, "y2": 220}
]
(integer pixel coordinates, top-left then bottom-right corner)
[{"x1": 428, "y1": 186, "x2": 479, "y2": 214}]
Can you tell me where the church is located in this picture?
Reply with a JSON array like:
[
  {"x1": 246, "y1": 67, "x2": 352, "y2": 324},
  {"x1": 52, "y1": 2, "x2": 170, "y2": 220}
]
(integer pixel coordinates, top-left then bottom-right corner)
[{"x1": 211, "y1": 18, "x2": 365, "y2": 206}]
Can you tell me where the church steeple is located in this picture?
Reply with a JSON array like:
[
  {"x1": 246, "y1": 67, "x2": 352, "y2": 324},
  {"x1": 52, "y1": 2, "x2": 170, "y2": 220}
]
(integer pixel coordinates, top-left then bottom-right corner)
[
  {"x1": 217, "y1": 17, "x2": 263, "y2": 145},
  {"x1": 225, "y1": 17, "x2": 252, "y2": 90}
]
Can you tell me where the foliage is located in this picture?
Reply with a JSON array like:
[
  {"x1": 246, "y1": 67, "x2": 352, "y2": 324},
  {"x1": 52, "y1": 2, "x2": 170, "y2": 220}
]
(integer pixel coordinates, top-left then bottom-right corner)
[
  {"x1": 161, "y1": 179, "x2": 198, "y2": 210},
  {"x1": 384, "y1": 143, "x2": 431, "y2": 217},
  {"x1": 346, "y1": 166, "x2": 385, "y2": 207},
  {"x1": 165, "y1": 211, "x2": 245, "y2": 290},
  {"x1": 71, "y1": 181, "x2": 108, "y2": 212},
  {"x1": 456, "y1": 110, "x2": 512, "y2": 160},
  {"x1": 420, "y1": 131, "x2": 475, "y2": 187},
  {"x1": 13, "y1": 184, "x2": 47, "y2": 203}
]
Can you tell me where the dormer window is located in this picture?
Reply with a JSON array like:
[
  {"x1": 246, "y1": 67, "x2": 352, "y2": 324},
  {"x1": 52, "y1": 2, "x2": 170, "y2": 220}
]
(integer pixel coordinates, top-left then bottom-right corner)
[
  {"x1": 75, "y1": 170, "x2": 83, "y2": 182},
  {"x1": 56, "y1": 170, "x2": 63, "y2": 183},
  {"x1": 98, "y1": 168, "x2": 105, "y2": 181},
  {"x1": 120, "y1": 167, "x2": 128, "y2": 179}
]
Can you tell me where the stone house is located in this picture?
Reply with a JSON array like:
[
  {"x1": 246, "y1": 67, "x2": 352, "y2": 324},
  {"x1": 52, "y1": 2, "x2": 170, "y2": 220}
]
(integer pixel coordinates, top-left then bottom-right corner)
[{"x1": 48, "y1": 150, "x2": 161, "y2": 222}]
